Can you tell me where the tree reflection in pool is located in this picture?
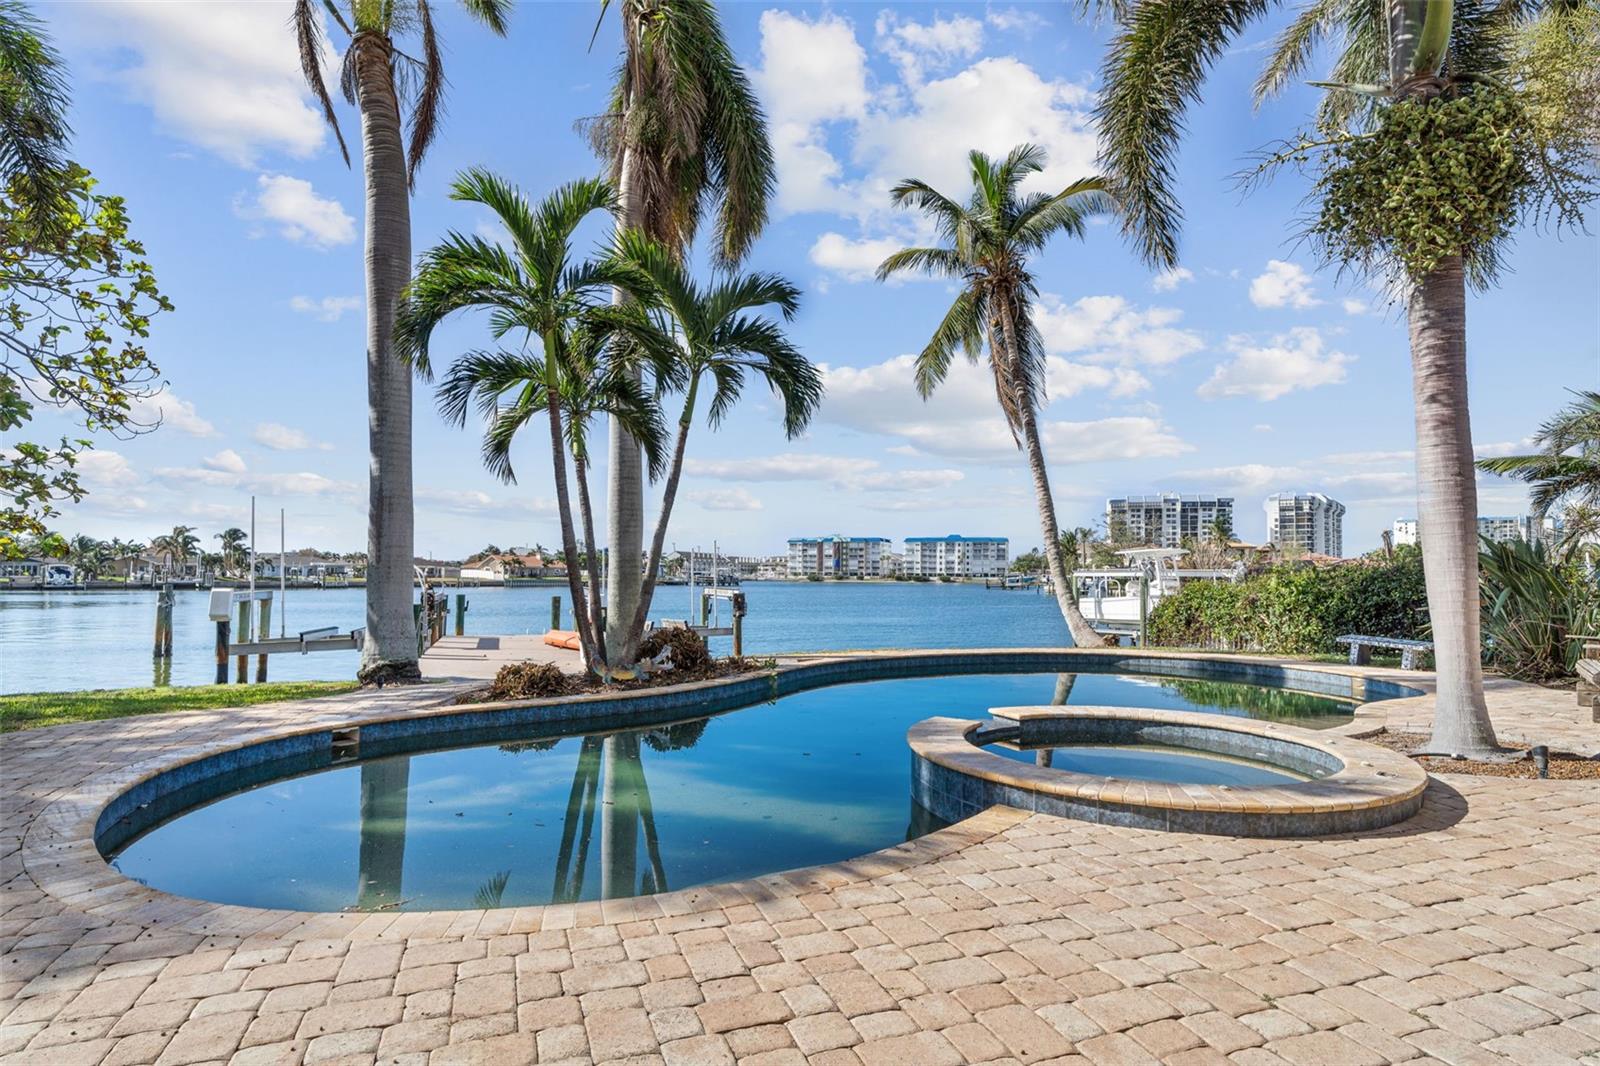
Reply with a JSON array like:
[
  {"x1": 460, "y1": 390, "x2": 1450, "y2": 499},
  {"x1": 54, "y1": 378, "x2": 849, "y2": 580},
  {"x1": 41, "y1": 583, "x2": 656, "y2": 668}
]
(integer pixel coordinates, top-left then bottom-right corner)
[{"x1": 107, "y1": 671, "x2": 1358, "y2": 911}]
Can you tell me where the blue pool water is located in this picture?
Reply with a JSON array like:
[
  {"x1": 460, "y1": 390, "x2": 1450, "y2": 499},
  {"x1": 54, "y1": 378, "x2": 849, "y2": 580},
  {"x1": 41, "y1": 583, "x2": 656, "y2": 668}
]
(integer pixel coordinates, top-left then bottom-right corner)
[
  {"x1": 983, "y1": 743, "x2": 1310, "y2": 787},
  {"x1": 106, "y1": 670, "x2": 1355, "y2": 911}
]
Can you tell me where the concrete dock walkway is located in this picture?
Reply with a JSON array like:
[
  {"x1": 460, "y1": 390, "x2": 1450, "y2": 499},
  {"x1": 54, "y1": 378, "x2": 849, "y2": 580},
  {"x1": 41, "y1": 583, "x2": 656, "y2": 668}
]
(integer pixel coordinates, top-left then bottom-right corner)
[{"x1": 418, "y1": 634, "x2": 583, "y2": 681}]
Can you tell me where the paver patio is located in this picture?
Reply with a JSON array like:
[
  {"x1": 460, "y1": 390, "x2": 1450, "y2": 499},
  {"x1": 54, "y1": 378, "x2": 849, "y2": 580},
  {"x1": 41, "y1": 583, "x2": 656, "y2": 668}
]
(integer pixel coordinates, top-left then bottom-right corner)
[{"x1": 2, "y1": 651, "x2": 1596, "y2": 1066}]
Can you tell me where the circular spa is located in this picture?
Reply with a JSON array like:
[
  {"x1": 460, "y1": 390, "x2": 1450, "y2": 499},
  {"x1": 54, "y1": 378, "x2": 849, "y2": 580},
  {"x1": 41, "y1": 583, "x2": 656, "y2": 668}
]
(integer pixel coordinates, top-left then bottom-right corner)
[
  {"x1": 909, "y1": 705, "x2": 1429, "y2": 838},
  {"x1": 96, "y1": 655, "x2": 1415, "y2": 912}
]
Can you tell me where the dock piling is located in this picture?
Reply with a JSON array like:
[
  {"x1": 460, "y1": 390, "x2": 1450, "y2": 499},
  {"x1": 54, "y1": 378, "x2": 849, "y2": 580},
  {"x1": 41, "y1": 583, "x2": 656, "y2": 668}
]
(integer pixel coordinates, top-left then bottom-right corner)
[
  {"x1": 550, "y1": 596, "x2": 561, "y2": 632},
  {"x1": 255, "y1": 596, "x2": 272, "y2": 683},
  {"x1": 152, "y1": 584, "x2": 174, "y2": 659},
  {"x1": 455, "y1": 594, "x2": 468, "y2": 636},
  {"x1": 235, "y1": 599, "x2": 250, "y2": 683},
  {"x1": 214, "y1": 619, "x2": 229, "y2": 685}
]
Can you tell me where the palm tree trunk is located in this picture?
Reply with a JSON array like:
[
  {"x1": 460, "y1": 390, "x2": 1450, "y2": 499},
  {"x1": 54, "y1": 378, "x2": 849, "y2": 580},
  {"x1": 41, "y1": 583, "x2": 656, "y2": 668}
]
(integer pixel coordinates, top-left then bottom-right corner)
[
  {"x1": 1410, "y1": 255, "x2": 1498, "y2": 755},
  {"x1": 606, "y1": 143, "x2": 647, "y2": 664},
  {"x1": 573, "y1": 453, "x2": 608, "y2": 666},
  {"x1": 353, "y1": 33, "x2": 418, "y2": 684},
  {"x1": 356, "y1": 756, "x2": 410, "y2": 910},
  {"x1": 545, "y1": 391, "x2": 600, "y2": 670},
  {"x1": 996, "y1": 307, "x2": 1106, "y2": 649},
  {"x1": 625, "y1": 382, "x2": 697, "y2": 656},
  {"x1": 600, "y1": 732, "x2": 640, "y2": 900}
]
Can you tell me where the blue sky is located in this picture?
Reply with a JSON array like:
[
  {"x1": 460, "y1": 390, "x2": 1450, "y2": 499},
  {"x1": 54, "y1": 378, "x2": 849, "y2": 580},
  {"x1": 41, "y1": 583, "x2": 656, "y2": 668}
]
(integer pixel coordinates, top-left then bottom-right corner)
[{"x1": 39, "y1": 1, "x2": 1597, "y2": 559}]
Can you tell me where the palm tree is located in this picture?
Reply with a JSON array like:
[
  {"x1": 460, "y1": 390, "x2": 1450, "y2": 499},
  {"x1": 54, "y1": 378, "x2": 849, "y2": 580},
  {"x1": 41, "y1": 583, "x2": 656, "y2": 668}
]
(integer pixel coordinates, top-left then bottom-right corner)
[
  {"x1": 0, "y1": 0, "x2": 70, "y2": 220},
  {"x1": 150, "y1": 525, "x2": 198, "y2": 577},
  {"x1": 587, "y1": 0, "x2": 775, "y2": 659},
  {"x1": 294, "y1": 0, "x2": 509, "y2": 685},
  {"x1": 606, "y1": 231, "x2": 822, "y2": 660},
  {"x1": 214, "y1": 527, "x2": 248, "y2": 576},
  {"x1": 877, "y1": 144, "x2": 1112, "y2": 649},
  {"x1": 1093, "y1": 1, "x2": 1596, "y2": 755},
  {"x1": 395, "y1": 170, "x2": 669, "y2": 670},
  {"x1": 64, "y1": 534, "x2": 103, "y2": 578},
  {"x1": 1478, "y1": 390, "x2": 1600, "y2": 558}
]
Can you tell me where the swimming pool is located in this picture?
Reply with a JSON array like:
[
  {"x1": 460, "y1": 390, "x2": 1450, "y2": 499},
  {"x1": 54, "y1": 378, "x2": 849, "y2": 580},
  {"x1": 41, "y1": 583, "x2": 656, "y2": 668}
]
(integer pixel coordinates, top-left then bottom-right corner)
[{"x1": 104, "y1": 669, "x2": 1360, "y2": 912}]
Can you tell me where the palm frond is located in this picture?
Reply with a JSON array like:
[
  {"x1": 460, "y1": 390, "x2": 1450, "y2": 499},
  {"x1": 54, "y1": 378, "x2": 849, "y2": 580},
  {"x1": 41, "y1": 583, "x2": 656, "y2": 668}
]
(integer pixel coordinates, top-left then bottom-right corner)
[
  {"x1": 404, "y1": 0, "x2": 443, "y2": 185},
  {"x1": 702, "y1": 271, "x2": 800, "y2": 326},
  {"x1": 886, "y1": 178, "x2": 969, "y2": 242},
  {"x1": 292, "y1": 0, "x2": 350, "y2": 166},
  {"x1": 434, "y1": 349, "x2": 545, "y2": 428},
  {"x1": 460, "y1": 0, "x2": 511, "y2": 36},
  {"x1": 1013, "y1": 175, "x2": 1118, "y2": 249},
  {"x1": 875, "y1": 246, "x2": 971, "y2": 283},
  {"x1": 914, "y1": 290, "x2": 984, "y2": 398},
  {"x1": 1095, "y1": 0, "x2": 1272, "y2": 267},
  {"x1": 1254, "y1": 0, "x2": 1342, "y2": 106}
]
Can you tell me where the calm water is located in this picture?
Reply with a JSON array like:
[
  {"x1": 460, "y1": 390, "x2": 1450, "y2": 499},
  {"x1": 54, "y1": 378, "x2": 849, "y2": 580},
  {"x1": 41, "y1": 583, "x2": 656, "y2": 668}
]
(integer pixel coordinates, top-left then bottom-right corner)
[
  {"x1": 0, "y1": 582, "x2": 1074, "y2": 693},
  {"x1": 983, "y1": 742, "x2": 1310, "y2": 787},
  {"x1": 106, "y1": 670, "x2": 1356, "y2": 911}
]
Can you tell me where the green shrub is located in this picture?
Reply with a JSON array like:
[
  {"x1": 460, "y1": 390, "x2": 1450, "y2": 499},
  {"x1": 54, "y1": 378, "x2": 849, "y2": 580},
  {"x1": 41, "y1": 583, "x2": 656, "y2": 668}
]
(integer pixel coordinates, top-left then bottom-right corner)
[
  {"x1": 1148, "y1": 552, "x2": 1428, "y2": 656},
  {"x1": 1480, "y1": 537, "x2": 1599, "y2": 681}
]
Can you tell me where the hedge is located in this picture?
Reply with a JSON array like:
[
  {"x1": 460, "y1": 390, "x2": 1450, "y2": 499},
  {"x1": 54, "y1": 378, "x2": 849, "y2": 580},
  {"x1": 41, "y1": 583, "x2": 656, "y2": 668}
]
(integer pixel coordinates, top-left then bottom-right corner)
[{"x1": 1147, "y1": 551, "x2": 1428, "y2": 656}]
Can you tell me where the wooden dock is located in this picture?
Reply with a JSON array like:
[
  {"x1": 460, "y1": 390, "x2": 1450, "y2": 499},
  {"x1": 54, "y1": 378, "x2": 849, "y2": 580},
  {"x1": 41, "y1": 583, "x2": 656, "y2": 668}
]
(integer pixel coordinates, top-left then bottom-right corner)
[{"x1": 419, "y1": 634, "x2": 583, "y2": 681}]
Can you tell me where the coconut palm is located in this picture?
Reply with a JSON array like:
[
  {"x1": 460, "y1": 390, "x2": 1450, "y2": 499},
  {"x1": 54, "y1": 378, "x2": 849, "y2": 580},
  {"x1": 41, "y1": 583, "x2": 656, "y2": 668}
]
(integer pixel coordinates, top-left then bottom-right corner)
[
  {"x1": 587, "y1": 0, "x2": 775, "y2": 659},
  {"x1": 395, "y1": 169, "x2": 669, "y2": 669},
  {"x1": 150, "y1": 525, "x2": 198, "y2": 577},
  {"x1": 605, "y1": 231, "x2": 821, "y2": 659},
  {"x1": 214, "y1": 527, "x2": 248, "y2": 576},
  {"x1": 1477, "y1": 390, "x2": 1600, "y2": 558},
  {"x1": 877, "y1": 144, "x2": 1113, "y2": 649},
  {"x1": 64, "y1": 534, "x2": 104, "y2": 578},
  {"x1": 293, "y1": 0, "x2": 509, "y2": 684},
  {"x1": 1093, "y1": 1, "x2": 1597, "y2": 756}
]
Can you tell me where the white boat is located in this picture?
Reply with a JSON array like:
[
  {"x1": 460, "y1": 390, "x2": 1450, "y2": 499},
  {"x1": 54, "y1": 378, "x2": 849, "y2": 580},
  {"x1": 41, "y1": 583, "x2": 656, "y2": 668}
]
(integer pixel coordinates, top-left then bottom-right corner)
[{"x1": 1072, "y1": 548, "x2": 1242, "y2": 636}]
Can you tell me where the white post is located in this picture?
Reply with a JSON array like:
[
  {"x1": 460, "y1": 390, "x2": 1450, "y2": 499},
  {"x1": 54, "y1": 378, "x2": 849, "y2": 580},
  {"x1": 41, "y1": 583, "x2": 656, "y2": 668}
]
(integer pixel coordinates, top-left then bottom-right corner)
[{"x1": 279, "y1": 508, "x2": 286, "y2": 637}]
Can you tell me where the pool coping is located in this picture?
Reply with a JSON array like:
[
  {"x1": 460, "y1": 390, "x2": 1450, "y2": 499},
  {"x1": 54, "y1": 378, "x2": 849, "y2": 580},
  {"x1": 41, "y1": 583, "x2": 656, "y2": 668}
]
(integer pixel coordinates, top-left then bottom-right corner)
[
  {"x1": 18, "y1": 647, "x2": 1432, "y2": 938},
  {"x1": 908, "y1": 706, "x2": 1429, "y2": 837}
]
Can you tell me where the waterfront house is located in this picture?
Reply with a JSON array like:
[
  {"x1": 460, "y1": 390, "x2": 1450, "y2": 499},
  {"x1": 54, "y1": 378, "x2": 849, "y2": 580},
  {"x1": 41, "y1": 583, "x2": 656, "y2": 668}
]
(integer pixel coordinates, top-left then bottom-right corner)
[{"x1": 461, "y1": 551, "x2": 563, "y2": 582}]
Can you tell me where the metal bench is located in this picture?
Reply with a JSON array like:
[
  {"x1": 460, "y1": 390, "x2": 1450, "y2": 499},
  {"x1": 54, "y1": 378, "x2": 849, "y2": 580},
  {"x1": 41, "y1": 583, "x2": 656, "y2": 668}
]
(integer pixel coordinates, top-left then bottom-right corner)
[{"x1": 1335, "y1": 634, "x2": 1434, "y2": 670}]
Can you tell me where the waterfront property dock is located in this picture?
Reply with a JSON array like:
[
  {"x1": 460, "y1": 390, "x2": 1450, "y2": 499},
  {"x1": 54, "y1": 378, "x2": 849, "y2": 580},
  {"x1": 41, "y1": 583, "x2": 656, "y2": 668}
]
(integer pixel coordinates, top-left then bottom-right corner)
[{"x1": 418, "y1": 633, "x2": 582, "y2": 680}]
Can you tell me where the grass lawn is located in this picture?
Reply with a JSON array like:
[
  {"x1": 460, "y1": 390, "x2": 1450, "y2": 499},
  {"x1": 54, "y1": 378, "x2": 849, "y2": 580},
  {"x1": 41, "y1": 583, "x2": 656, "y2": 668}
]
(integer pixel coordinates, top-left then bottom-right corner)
[{"x1": 0, "y1": 681, "x2": 360, "y2": 733}]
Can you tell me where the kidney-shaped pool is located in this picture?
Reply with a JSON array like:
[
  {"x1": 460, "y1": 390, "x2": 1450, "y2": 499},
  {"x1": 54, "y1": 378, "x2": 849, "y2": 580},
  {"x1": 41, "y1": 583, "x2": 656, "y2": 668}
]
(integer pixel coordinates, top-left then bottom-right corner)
[{"x1": 104, "y1": 668, "x2": 1361, "y2": 912}]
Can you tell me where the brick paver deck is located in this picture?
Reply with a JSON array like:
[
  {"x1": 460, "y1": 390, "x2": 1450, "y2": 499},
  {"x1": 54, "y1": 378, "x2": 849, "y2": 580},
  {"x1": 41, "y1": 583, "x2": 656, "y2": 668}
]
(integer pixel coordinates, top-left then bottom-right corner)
[{"x1": 2, "y1": 654, "x2": 1596, "y2": 1066}]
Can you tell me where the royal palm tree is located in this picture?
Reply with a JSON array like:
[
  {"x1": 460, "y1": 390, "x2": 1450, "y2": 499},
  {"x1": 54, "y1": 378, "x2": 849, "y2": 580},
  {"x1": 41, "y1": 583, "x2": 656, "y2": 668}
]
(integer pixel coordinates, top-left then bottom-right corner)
[
  {"x1": 1478, "y1": 390, "x2": 1600, "y2": 558},
  {"x1": 587, "y1": 0, "x2": 775, "y2": 660},
  {"x1": 1094, "y1": 1, "x2": 1597, "y2": 756},
  {"x1": 607, "y1": 231, "x2": 822, "y2": 657},
  {"x1": 395, "y1": 170, "x2": 668, "y2": 669},
  {"x1": 294, "y1": 0, "x2": 509, "y2": 684},
  {"x1": 877, "y1": 145, "x2": 1112, "y2": 649}
]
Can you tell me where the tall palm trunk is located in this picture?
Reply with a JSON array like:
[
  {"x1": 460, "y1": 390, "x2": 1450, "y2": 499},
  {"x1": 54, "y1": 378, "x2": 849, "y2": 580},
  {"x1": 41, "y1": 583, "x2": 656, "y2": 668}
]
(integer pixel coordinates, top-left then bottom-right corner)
[
  {"x1": 626, "y1": 381, "x2": 697, "y2": 648},
  {"x1": 354, "y1": 33, "x2": 418, "y2": 684},
  {"x1": 1410, "y1": 255, "x2": 1498, "y2": 754},
  {"x1": 600, "y1": 732, "x2": 641, "y2": 899},
  {"x1": 997, "y1": 305, "x2": 1106, "y2": 648},
  {"x1": 573, "y1": 454, "x2": 608, "y2": 665},
  {"x1": 546, "y1": 391, "x2": 600, "y2": 668},
  {"x1": 606, "y1": 144, "x2": 646, "y2": 665},
  {"x1": 356, "y1": 756, "x2": 410, "y2": 910}
]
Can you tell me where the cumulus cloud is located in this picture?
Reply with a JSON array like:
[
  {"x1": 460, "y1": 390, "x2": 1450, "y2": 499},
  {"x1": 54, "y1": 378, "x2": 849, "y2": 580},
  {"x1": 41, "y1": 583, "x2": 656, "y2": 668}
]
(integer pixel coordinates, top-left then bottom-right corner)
[
  {"x1": 70, "y1": 1, "x2": 328, "y2": 166},
  {"x1": 415, "y1": 488, "x2": 556, "y2": 517},
  {"x1": 1249, "y1": 260, "x2": 1321, "y2": 309},
  {"x1": 155, "y1": 451, "x2": 356, "y2": 499},
  {"x1": 808, "y1": 233, "x2": 904, "y2": 282},
  {"x1": 202, "y1": 449, "x2": 247, "y2": 474},
  {"x1": 290, "y1": 295, "x2": 360, "y2": 322},
  {"x1": 687, "y1": 488, "x2": 765, "y2": 512},
  {"x1": 74, "y1": 450, "x2": 139, "y2": 488},
  {"x1": 128, "y1": 390, "x2": 216, "y2": 437},
  {"x1": 238, "y1": 174, "x2": 355, "y2": 249},
  {"x1": 1152, "y1": 267, "x2": 1195, "y2": 292},
  {"x1": 685, "y1": 453, "x2": 963, "y2": 493},
  {"x1": 875, "y1": 11, "x2": 984, "y2": 85},
  {"x1": 1198, "y1": 328, "x2": 1353, "y2": 401},
  {"x1": 1033, "y1": 294, "x2": 1204, "y2": 370},
  {"x1": 1342, "y1": 298, "x2": 1369, "y2": 315},
  {"x1": 253, "y1": 422, "x2": 332, "y2": 452}
]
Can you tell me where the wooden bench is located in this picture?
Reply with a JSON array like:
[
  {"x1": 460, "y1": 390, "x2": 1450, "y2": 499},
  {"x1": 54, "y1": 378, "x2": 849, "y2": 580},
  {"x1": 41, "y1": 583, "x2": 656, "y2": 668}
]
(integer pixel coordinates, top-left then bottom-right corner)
[{"x1": 1335, "y1": 634, "x2": 1434, "y2": 670}]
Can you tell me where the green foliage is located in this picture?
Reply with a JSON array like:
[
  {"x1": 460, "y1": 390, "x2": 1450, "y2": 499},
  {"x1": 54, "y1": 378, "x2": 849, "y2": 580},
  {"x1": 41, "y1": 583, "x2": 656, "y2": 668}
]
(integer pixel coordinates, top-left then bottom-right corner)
[
  {"x1": 1, "y1": 165, "x2": 172, "y2": 557},
  {"x1": 1149, "y1": 552, "x2": 1429, "y2": 656},
  {"x1": 1311, "y1": 92, "x2": 1539, "y2": 286},
  {"x1": 1011, "y1": 549, "x2": 1046, "y2": 573},
  {"x1": 1479, "y1": 536, "x2": 1599, "y2": 681},
  {"x1": 1477, "y1": 390, "x2": 1600, "y2": 557},
  {"x1": 0, "y1": 681, "x2": 358, "y2": 732}
]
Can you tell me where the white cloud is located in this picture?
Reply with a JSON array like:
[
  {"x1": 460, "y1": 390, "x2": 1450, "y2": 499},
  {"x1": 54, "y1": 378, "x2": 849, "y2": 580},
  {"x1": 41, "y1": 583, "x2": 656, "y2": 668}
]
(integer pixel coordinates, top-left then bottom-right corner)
[
  {"x1": 875, "y1": 12, "x2": 984, "y2": 85},
  {"x1": 685, "y1": 453, "x2": 963, "y2": 493},
  {"x1": 1253, "y1": 424, "x2": 1273, "y2": 433},
  {"x1": 238, "y1": 174, "x2": 355, "y2": 249},
  {"x1": 687, "y1": 488, "x2": 765, "y2": 512},
  {"x1": 74, "y1": 450, "x2": 139, "y2": 488},
  {"x1": 1033, "y1": 294, "x2": 1204, "y2": 370},
  {"x1": 128, "y1": 390, "x2": 216, "y2": 437},
  {"x1": 203, "y1": 449, "x2": 248, "y2": 474},
  {"x1": 415, "y1": 488, "x2": 556, "y2": 517},
  {"x1": 253, "y1": 422, "x2": 333, "y2": 452},
  {"x1": 1152, "y1": 267, "x2": 1195, "y2": 292},
  {"x1": 1198, "y1": 328, "x2": 1353, "y2": 401},
  {"x1": 73, "y1": 1, "x2": 328, "y2": 166},
  {"x1": 1249, "y1": 260, "x2": 1321, "y2": 309},
  {"x1": 808, "y1": 233, "x2": 905, "y2": 282},
  {"x1": 290, "y1": 295, "x2": 360, "y2": 322},
  {"x1": 1342, "y1": 298, "x2": 1369, "y2": 315},
  {"x1": 817, "y1": 354, "x2": 1189, "y2": 462},
  {"x1": 986, "y1": 7, "x2": 1048, "y2": 33}
]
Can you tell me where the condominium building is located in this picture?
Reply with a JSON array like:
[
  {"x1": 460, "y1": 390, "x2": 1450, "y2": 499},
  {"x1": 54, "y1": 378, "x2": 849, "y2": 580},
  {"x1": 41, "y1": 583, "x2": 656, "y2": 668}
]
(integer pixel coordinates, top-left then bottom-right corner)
[
  {"x1": 1105, "y1": 494, "x2": 1235, "y2": 548},
  {"x1": 1266, "y1": 493, "x2": 1345, "y2": 556},
  {"x1": 903, "y1": 535, "x2": 1010, "y2": 578},
  {"x1": 786, "y1": 536, "x2": 891, "y2": 578},
  {"x1": 1394, "y1": 514, "x2": 1559, "y2": 548}
]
